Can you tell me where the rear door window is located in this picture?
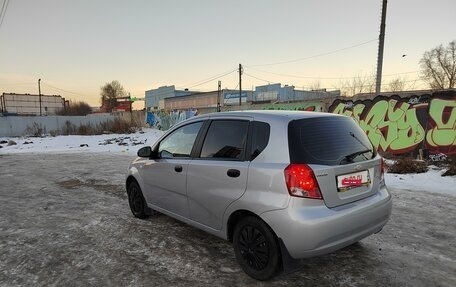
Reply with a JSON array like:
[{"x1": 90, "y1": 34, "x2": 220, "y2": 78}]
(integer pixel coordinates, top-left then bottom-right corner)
[
  {"x1": 288, "y1": 116, "x2": 374, "y2": 166},
  {"x1": 200, "y1": 120, "x2": 249, "y2": 160},
  {"x1": 250, "y1": 121, "x2": 270, "y2": 160}
]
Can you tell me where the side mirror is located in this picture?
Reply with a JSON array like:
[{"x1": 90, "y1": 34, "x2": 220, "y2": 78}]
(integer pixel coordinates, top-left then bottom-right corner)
[{"x1": 137, "y1": 146, "x2": 153, "y2": 158}]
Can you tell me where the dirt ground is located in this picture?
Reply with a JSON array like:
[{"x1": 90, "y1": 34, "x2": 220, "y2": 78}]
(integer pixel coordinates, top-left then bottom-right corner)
[{"x1": 0, "y1": 153, "x2": 455, "y2": 287}]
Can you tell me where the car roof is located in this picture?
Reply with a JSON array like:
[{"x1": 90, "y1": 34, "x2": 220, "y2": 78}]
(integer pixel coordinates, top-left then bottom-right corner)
[{"x1": 195, "y1": 110, "x2": 345, "y2": 121}]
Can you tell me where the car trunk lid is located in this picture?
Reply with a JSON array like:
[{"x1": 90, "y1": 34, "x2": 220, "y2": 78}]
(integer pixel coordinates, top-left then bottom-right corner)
[{"x1": 288, "y1": 115, "x2": 381, "y2": 208}]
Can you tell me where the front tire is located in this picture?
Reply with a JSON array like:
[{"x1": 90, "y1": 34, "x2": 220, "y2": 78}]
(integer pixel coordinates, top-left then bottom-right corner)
[
  {"x1": 127, "y1": 181, "x2": 149, "y2": 219},
  {"x1": 233, "y1": 216, "x2": 281, "y2": 280}
]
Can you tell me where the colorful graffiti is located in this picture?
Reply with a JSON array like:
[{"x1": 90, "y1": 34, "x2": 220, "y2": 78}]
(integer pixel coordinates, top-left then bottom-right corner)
[
  {"x1": 329, "y1": 91, "x2": 456, "y2": 157},
  {"x1": 145, "y1": 90, "x2": 455, "y2": 157},
  {"x1": 146, "y1": 109, "x2": 198, "y2": 130}
]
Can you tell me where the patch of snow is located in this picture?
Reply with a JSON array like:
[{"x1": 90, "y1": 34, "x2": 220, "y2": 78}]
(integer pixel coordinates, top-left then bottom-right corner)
[
  {"x1": 386, "y1": 168, "x2": 455, "y2": 197},
  {"x1": 0, "y1": 128, "x2": 163, "y2": 156}
]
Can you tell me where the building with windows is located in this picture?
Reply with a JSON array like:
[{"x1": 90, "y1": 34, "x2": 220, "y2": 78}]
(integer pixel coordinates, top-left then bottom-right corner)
[
  {"x1": 145, "y1": 86, "x2": 197, "y2": 111},
  {"x1": 163, "y1": 89, "x2": 246, "y2": 112},
  {"x1": 251, "y1": 83, "x2": 340, "y2": 103},
  {"x1": 145, "y1": 83, "x2": 339, "y2": 113}
]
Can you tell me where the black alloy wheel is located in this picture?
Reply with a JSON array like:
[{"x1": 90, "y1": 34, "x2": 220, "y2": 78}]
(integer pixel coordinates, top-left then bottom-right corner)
[
  {"x1": 127, "y1": 181, "x2": 149, "y2": 219},
  {"x1": 233, "y1": 216, "x2": 281, "y2": 280},
  {"x1": 238, "y1": 225, "x2": 269, "y2": 270}
]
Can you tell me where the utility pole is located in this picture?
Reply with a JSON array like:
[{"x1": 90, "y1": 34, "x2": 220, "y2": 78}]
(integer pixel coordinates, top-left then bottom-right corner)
[
  {"x1": 217, "y1": 81, "x2": 221, "y2": 112},
  {"x1": 38, "y1": 79, "x2": 42, "y2": 116},
  {"x1": 375, "y1": 0, "x2": 388, "y2": 94},
  {"x1": 128, "y1": 92, "x2": 132, "y2": 123},
  {"x1": 239, "y1": 64, "x2": 243, "y2": 106}
]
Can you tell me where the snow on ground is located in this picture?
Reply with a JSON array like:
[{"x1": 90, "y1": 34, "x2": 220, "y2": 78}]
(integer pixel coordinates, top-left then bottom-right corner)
[
  {"x1": 0, "y1": 128, "x2": 163, "y2": 156},
  {"x1": 1, "y1": 129, "x2": 454, "y2": 197},
  {"x1": 386, "y1": 167, "x2": 455, "y2": 196}
]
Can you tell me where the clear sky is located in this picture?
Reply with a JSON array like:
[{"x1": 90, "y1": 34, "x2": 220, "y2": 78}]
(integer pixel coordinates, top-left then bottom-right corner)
[{"x1": 0, "y1": 0, "x2": 455, "y2": 108}]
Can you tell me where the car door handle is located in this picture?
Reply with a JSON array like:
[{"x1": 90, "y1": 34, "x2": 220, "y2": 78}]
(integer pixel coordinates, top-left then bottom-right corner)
[
  {"x1": 174, "y1": 165, "x2": 183, "y2": 172},
  {"x1": 227, "y1": 169, "x2": 240, "y2": 178}
]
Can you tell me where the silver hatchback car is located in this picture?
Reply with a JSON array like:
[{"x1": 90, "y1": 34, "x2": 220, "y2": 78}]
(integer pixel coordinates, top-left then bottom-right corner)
[{"x1": 126, "y1": 110, "x2": 392, "y2": 280}]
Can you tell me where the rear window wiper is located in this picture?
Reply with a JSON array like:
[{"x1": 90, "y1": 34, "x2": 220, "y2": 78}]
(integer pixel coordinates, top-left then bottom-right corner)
[{"x1": 342, "y1": 149, "x2": 372, "y2": 164}]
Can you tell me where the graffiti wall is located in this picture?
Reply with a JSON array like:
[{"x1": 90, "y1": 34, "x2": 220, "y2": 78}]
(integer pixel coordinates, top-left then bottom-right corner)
[
  {"x1": 145, "y1": 90, "x2": 455, "y2": 158},
  {"x1": 329, "y1": 90, "x2": 456, "y2": 157},
  {"x1": 146, "y1": 109, "x2": 198, "y2": 130}
]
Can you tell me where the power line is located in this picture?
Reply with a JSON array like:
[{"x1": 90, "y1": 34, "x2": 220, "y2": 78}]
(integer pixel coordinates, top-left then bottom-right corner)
[
  {"x1": 243, "y1": 68, "x2": 424, "y2": 91},
  {"x1": 248, "y1": 66, "x2": 419, "y2": 80},
  {"x1": 178, "y1": 68, "x2": 238, "y2": 89},
  {"x1": 0, "y1": 0, "x2": 10, "y2": 30},
  {"x1": 334, "y1": 78, "x2": 425, "y2": 90},
  {"x1": 243, "y1": 72, "x2": 271, "y2": 84},
  {"x1": 246, "y1": 39, "x2": 378, "y2": 67},
  {"x1": 41, "y1": 82, "x2": 93, "y2": 98}
]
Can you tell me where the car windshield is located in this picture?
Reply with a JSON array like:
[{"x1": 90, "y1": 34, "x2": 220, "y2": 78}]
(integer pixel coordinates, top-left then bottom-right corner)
[{"x1": 288, "y1": 116, "x2": 375, "y2": 166}]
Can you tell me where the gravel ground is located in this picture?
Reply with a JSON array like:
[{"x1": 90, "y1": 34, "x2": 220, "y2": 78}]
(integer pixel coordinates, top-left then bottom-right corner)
[{"x1": 0, "y1": 153, "x2": 455, "y2": 287}]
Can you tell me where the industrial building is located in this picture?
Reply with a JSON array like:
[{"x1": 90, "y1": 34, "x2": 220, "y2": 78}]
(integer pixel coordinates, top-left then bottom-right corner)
[
  {"x1": 164, "y1": 89, "x2": 248, "y2": 112},
  {"x1": 145, "y1": 86, "x2": 197, "y2": 111},
  {"x1": 0, "y1": 93, "x2": 66, "y2": 116},
  {"x1": 251, "y1": 83, "x2": 340, "y2": 103},
  {"x1": 145, "y1": 83, "x2": 339, "y2": 113}
]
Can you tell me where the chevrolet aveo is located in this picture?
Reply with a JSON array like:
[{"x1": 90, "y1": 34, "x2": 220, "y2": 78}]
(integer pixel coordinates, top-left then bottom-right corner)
[{"x1": 125, "y1": 110, "x2": 392, "y2": 280}]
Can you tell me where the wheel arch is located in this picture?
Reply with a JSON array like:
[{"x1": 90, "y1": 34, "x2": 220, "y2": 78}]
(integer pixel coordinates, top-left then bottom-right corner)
[
  {"x1": 227, "y1": 209, "x2": 280, "y2": 243},
  {"x1": 126, "y1": 175, "x2": 138, "y2": 189}
]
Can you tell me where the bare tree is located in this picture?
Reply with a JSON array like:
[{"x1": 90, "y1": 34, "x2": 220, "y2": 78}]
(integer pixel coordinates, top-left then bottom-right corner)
[
  {"x1": 386, "y1": 76, "x2": 407, "y2": 92},
  {"x1": 420, "y1": 40, "x2": 456, "y2": 89},
  {"x1": 309, "y1": 80, "x2": 321, "y2": 91},
  {"x1": 336, "y1": 74, "x2": 375, "y2": 97},
  {"x1": 100, "y1": 80, "x2": 127, "y2": 112}
]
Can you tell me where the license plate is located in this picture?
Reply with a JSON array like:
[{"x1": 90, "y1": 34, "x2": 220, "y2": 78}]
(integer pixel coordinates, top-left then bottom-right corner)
[{"x1": 337, "y1": 170, "x2": 370, "y2": 192}]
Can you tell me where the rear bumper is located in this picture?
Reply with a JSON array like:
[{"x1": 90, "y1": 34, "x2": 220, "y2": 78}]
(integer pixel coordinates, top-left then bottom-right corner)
[{"x1": 260, "y1": 186, "x2": 392, "y2": 259}]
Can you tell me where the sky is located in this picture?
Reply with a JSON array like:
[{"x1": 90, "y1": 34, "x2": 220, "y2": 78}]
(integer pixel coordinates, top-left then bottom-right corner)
[{"x1": 0, "y1": 0, "x2": 455, "y2": 109}]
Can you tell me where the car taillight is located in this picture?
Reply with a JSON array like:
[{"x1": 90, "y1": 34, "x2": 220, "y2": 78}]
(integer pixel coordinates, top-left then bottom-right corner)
[{"x1": 284, "y1": 164, "x2": 322, "y2": 199}]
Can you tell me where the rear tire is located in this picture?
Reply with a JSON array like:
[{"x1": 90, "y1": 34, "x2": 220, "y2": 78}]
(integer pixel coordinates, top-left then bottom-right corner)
[
  {"x1": 127, "y1": 181, "x2": 149, "y2": 219},
  {"x1": 233, "y1": 216, "x2": 281, "y2": 280}
]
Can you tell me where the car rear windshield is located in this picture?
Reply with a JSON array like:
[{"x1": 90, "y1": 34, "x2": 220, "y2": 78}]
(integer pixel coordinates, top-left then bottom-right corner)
[{"x1": 288, "y1": 116, "x2": 375, "y2": 166}]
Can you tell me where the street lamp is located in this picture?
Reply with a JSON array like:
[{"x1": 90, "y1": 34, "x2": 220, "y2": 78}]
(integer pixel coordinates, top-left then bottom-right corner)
[{"x1": 38, "y1": 79, "x2": 42, "y2": 116}]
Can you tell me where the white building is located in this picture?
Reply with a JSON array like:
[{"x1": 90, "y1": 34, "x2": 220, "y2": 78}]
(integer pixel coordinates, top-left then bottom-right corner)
[{"x1": 1, "y1": 93, "x2": 66, "y2": 116}]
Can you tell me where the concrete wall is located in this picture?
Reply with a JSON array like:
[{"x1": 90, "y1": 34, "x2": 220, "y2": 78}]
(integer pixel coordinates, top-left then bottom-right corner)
[
  {"x1": 0, "y1": 114, "x2": 116, "y2": 137},
  {"x1": 114, "y1": 111, "x2": 146, "y2": 127},
  {"x1": 0, "y1": 111, "x2": 149, "y2": 137}
]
